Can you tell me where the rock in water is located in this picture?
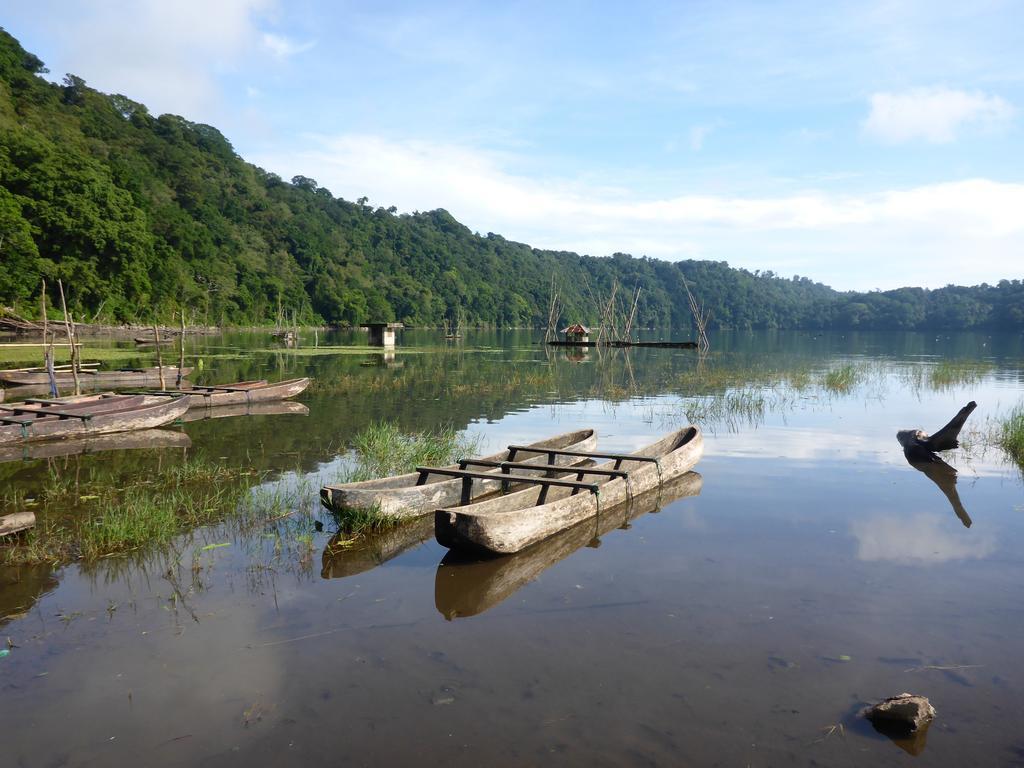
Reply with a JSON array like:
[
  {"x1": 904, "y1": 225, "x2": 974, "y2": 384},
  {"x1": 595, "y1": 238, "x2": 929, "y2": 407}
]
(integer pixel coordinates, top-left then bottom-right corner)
[{"x1": 865, "y1": 693, "x2": 936, "y2": 730}]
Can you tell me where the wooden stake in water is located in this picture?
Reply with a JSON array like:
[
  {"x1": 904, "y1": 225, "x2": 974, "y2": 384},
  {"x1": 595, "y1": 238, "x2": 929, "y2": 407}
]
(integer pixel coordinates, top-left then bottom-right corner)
[
  {"x1": 57, "y1": 279, "x2": 81, "y2": 395},
  {"x1": 40, "y1": 279, "x2": 58, "y2": 398},
  {"x1": 177, "y1": 309, "x2": 186, "y2": 387},
  {"x1": 153, "y1": 323, "x2": 166, "y2": 389}
]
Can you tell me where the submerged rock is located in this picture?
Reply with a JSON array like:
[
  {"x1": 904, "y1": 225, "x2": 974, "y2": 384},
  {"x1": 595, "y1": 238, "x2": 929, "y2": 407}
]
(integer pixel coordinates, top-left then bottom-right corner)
[{"x1": 865, "y1": 692, "x2": 936, "y2": 730}]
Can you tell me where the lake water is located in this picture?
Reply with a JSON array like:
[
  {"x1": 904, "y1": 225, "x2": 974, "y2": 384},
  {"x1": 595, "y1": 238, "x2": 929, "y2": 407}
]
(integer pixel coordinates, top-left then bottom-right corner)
[{"x1": 2, "y1": 330, "x2": 1023, "y2": 766}]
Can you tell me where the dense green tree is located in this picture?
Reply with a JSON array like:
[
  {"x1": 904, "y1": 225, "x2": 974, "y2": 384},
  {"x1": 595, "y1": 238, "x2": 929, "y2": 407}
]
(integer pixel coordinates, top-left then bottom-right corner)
[{"x1": 0, "y1": 28, "x2": 1021, "y2": 332}]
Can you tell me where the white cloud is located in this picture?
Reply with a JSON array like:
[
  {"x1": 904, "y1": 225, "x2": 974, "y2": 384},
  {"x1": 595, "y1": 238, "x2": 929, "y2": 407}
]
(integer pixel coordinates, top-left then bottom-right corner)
[
  {"x1": 262, "y1": 33, "x2": 316, "y2": 60},
  {"x1": 689, "y1": 124, "x2": 715, "y2": 151},
  {"x1": 15, "y1": 0, "x2": 285, "y2": 121},
  {"x1": 850, "y1": 513, "x2": 996, "y2": 564},
  {"x1": 863, "y1": 87, "x2": 1015, "y2": 144},
  {"x1": 252, "y1": 133, "x2": 1024, "y2": 288}
]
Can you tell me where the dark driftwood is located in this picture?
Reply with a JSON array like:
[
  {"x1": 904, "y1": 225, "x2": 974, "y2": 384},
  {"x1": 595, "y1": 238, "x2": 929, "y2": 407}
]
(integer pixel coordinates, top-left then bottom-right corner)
[{"x1": 897, "y1": 401, "x2": 977, "y2": 458}]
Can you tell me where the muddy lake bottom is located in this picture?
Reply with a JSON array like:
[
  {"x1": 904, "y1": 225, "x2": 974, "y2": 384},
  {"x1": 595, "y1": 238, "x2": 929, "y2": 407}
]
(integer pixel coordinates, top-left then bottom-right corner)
[{"x1": 1, "y1": 330, "x2": 1023, "y2": 766}]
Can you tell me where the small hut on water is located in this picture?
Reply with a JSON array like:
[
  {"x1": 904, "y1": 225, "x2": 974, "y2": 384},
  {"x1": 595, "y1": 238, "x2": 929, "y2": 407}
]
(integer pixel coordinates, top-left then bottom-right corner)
[{"x1": 561, "y1": 324, "x2": 590, "y2": 343}]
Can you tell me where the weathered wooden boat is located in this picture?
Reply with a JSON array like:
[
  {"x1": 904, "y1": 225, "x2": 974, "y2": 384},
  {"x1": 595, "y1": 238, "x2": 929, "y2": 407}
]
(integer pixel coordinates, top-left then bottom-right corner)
[
  {"x1": 0, "y1": 428, "x2": 190, "y2": 463},
  {"x1": 0, "y1": 366, "x2": 193, "y2": 386},
  {"x1": 320, "y1": 428, "x2": 598, "y2": 518},
  {"x1": 179, "y1": 400, "x2": 309, "y2": 422},
  {"x1": 435, "y1": 471, "x2": 703, "y2": 619},
  {"x1": 0, "y1": 393, "x2": 190, "y2": 444},
  {"x1": 179, "y1": 378, "x2": 309, "y2": 409},
  {"x1": 0, "y1": 511, "x2": 36, "y2": 537},
  {"x1": 134, "y1": 335, "x2": 174, "y2": 345},
  {"x1": 434, "y1": 426, "x2": 703, "y2": 554}
]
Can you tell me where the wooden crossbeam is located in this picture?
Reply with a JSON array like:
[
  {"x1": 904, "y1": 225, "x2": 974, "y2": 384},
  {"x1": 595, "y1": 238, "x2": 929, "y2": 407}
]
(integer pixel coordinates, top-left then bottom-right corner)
[
  {"x1": 415, "y1": 466, "x2": 600, "y2": 505},
  {"x1": 0, "y1": 405, "x2": 92, "y2": 420},
  {"x1": 459, "y1": 458, "x2": 629, "y2": 480},
  {"x1": 505, "y1": 445, "x2": 659, "y2": 472}
]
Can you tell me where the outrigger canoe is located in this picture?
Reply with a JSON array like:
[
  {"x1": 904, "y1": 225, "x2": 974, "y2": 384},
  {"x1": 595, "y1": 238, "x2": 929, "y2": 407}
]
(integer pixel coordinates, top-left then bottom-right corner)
[
  {"x1": 320, "y1": 428, "x2": 598, "y2": 518},
  {"x1": 0, "y1": 393, "x2": 190, "y2": 444},
  {"x1": 434, "y1": 426, "x2": 703, "y2": 554},
  {"x1": 0, "y1": 366, "x2": 193, "y2": 387}
]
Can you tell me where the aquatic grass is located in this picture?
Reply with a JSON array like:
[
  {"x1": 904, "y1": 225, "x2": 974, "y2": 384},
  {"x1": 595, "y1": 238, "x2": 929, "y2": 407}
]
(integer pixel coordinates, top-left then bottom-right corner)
[
  {"x1": 0, "y1": 345, "x2": 165, "y2": 366},
  {"x1": 821, "y1": 364, "x2": 863, "y2": 393},
  {"x1": 997, "y1": 403, "x2": 1024, "y2": 467},
  {"x1": 1, "y1": 454, "x2": 263, "y2": 565},
  {"x1": 329, "y1": 504, "x2": 401, "y2": 537},
  {"x1": 928, "y1": 360, "x2": 993, "y2": 391},
  {"x1": 341, "y1": 421, "x2": 482, "y2": 482}
]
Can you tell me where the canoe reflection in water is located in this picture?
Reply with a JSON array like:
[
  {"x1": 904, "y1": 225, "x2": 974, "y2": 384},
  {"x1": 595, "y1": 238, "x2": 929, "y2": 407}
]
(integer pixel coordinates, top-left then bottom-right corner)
[
  {"x1": 902, "y1": 450, "x2": 972, "y2": 528},
  {"x1": 321, "y1": 516, "x2": 434, "y2": 580},
  {"x1": 434, "y1": 471, "x2": 703, "y2": 620}
]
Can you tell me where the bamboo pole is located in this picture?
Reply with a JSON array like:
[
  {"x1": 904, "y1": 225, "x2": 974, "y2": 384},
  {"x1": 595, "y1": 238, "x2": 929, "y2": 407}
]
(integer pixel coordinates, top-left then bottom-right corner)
[
  {"x1": 40, "y1": 280, "x2": 59, "y2": 397},
  {"x1": 177, "y1": 310, "x2": 185, "y2": 387},
  {"x1": 153, "y1": 323, "x2": 166, "y2": 389},
  {"x1": 57, "y1": 280, "x2": 81, "y2": 395}
]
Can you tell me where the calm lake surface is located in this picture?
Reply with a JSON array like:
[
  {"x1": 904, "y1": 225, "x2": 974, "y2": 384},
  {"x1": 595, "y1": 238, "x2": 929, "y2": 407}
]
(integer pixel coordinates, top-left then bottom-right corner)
[{"x1": 2, "y1": 329, "x2": 1023, "y2": 767}]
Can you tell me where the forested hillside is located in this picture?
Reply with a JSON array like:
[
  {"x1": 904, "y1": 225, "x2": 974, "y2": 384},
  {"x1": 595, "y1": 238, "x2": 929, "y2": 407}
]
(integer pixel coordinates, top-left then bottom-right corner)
[{"x1": 1, "y1": 29, "x2": 1021, "y2": 331}]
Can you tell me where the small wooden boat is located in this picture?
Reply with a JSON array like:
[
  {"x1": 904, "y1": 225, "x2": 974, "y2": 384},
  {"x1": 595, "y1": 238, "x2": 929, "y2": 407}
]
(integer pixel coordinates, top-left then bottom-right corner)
[
  {"x1": 0, "y1": 428, "x2": 190, "y2": 463},
  {"x1": 320, "y1": 428, "x2": 598, "y2": 518},
  {"x1": 435, "y1": 471, "x2": 703, "y2": 619},
  {"x1": 179, "y1": 378, "x2": 309, "y2": 409},
  {"x1": 0, "y1": 393, "x2": 190, "y2": 444},
  {"x1": 134, "y1": 335, "x2": 174, "y2": 345},
  {"x1": 0, "y1": 366, "x2": 192, "y2": 386},
  {"x1": 0, "y1": 511, "x2": 36, "y2": 537},
  {"x1": 179, "y1": 400, "x2": 309, "y2": 422},
  {"x1": 435, "y1": 426, "x2": 703, "y2": 554}
]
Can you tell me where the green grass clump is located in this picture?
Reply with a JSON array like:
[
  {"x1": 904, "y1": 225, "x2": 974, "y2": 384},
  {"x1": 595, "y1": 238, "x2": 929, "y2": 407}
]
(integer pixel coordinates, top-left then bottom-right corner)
[
  {"x1": 997, "y1": 404, "x2": 1024, "y2": 466},
  {"x1": 821, "y1": 364, "x2": 862, "y2": 393},
  {"x1": 345, "y1": 421, "x2": 481, "y2": 481},
  {"x1": 928, "y1": 360, "x2": 992, "y2": 390},
  {"x1": 330, "y1": 504, "x2": 401, "y2": 536}
]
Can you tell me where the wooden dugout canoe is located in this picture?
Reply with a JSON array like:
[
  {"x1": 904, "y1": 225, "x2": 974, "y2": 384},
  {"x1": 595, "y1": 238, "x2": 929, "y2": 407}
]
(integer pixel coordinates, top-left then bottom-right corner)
[
  {"x1": 435, "y1": 426, "x2": 703, "y2": 555},
  {"x1": 0, "y1": 393, "x2": 190, "y2": 444},
  {"x1": 0, "y1": 366, "x2": 193, "y2": 386},
  {"x1": 179, "y1": 378, "x2": 309, "y2": 409},
  {"x1": 435, "y1": 471, "x2": 704, "y2": 619},
  {"x1": 320, "y1": 428, "x2": 598, "y2": 519},
  {"x1": 179, "y1": 400, "x2": 309, "y2": 422}
]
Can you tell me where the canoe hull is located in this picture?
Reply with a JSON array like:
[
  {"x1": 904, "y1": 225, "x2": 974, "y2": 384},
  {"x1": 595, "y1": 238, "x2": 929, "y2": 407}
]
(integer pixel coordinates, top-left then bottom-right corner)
[
  {"x1": 0, "y1": 395, "x2": 190, "y2": 444},
  {"x1": 436, "y1": 426, "x2": 703, "y2": 554},
  {"x1": 183, "y1": 378, "x2": 309, "y2": 409},
  {"x1": 0, "y1": 366, "x2": 193, "y2": 386},
  {"x1": 320, "y1": 428, "x2": 598, "y2": 519}
]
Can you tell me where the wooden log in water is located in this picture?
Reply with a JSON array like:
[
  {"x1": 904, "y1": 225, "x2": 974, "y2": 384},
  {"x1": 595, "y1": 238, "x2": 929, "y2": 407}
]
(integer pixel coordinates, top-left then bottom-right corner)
[
  {"x1": 0, "y1": 511, "x2": 35, "y2": 536},
  {"x1": 897, "y1": 401, "x2": 977, "y2": 457}
]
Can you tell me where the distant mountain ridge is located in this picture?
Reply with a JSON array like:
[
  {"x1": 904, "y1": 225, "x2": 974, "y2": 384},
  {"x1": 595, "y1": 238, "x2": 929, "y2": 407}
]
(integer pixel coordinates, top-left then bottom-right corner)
[{"x1": 1, "y1": 29, "x2": 1022, "y2": 331}]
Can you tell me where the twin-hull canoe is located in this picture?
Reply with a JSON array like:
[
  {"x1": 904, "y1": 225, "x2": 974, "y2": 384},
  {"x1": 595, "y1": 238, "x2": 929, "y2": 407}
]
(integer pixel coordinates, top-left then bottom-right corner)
[
  {"x1": 180, "y1": 378, "x2": 309, "y2": 409},
  {"x1": 320, "y1": 428, "x2": 598, "y2": 519},
  {"x1": 0, "y1": 366, "x2": 193, "y2": 386},
  {"x1": 435, "y1": 426, "x2": 703, "y2": 555},
  {"x1": 0, "y1": 393, "x2": 190, "y2": 444},
  {"x1": 435, "y1": 471, "x2": 704, "y2": 619}
]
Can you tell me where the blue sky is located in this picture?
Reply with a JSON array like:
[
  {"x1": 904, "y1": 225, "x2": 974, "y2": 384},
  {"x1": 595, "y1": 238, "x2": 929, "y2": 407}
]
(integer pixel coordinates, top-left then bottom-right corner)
[{"x1": 6, "y1": 0, "x2": 1023, "y2": 290}]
